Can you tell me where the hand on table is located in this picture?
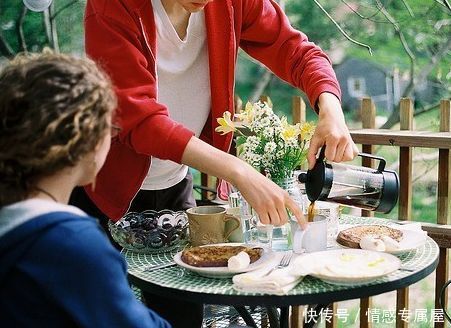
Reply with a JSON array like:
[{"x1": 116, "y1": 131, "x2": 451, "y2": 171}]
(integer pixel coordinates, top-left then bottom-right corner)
[{"x1": 307, "y1": 93, "x2": 359, "y2": 169}]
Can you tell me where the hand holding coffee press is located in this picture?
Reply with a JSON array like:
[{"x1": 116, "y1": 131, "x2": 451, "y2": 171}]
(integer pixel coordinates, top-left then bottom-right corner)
[{"x1": 298, "y1": 147, "x2": 399, "y2": 213}]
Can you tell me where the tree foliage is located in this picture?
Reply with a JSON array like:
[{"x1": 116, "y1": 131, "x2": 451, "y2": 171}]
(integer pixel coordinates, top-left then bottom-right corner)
[
  {"x1": 0, "y1": 0, "x2": 85, "y2": 57},
  {"x1": 1, "y1": 0, "x2": 449, "y2": 126},
  {"x1": 237, "y1": 0, "x2": 450, "y2": 124}
]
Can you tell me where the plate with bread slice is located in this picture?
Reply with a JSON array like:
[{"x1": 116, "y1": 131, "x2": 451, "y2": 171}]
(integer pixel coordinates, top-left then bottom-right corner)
[
  {"x1": 336, "y1": 224, "x2": 427, "y2": 255},
  {"x1": 173, "y1": 243, "x2": 274, "y2": 278}
]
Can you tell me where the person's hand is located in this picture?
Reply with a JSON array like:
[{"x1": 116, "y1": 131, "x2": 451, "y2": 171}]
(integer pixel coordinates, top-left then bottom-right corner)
[
  {"x1": 307, "y1": 93, "x2": 359, "y2": 169},
  {"x1": 233, "y1": 164, "x2": 306, "y2": 228},
  {"x1": 181, "y1": 137, "x2": 306, "y2": 228}
]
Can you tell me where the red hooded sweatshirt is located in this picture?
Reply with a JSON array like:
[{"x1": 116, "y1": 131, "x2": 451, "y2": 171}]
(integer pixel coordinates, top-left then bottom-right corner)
[{"x1": 84, "y1": 0, "x2": 341, "y2": 221}]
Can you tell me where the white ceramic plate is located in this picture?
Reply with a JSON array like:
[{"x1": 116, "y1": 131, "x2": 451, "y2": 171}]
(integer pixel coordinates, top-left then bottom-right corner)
[
  {"x1": 336, "y1": 224, "x2": 427, "y2": 255},
  {"x1": 173, "y1": 243, "x2": 274, "y2": 279},
  {"x1": 293, "y1": 249, "x2": 401, "y2": 285}
]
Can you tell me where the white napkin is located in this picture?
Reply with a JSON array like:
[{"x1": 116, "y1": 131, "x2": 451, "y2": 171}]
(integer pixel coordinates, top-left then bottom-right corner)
[
  {"x1": 232, "y1": 252, "x2": 303, "y2": 295},
  {"x1": 397, "y1": 222, "x2": 426, "y2": 234}
]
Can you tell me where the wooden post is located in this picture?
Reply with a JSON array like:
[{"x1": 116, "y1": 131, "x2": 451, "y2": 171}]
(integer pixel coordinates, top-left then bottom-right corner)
[
  {"x1": 361, "y1": 97, "x2": 376, "y2": 217},
  {"x1": 292, "y1": 96, "x2": 306, "y2": 125},
  {"x1": 398, "y1": 98, "x2": 414, "y2": 221},
  {"x1": 292, "y1": 96, "x2": 307, "y2": 172},
  {"x1": 291, "y1": 96, "x2": 307, "y2": 328},
  {"x1": 200, "y1": 173, "x2": 216, "y2": 202},
  {"x1": 325, "y1": 303, "x2": 338, "y2": 328},
  {"x1": 360, "y1": 297, "x2": 372, "y2": 328},
  {"x1": 435, "y1": 99, "x2": 450, "y2": 328},
  {"x1": 359, "y1": 98, "x2": 376, "y2": 328},
  {"x1": 290, "y1": 305, "x2": 303, "y2": 328},
  {"x1": 396, "y1": 98, "x2": 413, "y2": 328}
]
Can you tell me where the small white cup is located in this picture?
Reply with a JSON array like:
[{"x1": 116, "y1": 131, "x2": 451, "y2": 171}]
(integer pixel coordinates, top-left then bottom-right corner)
[
  {"x1": 307, "y1": 201, "x2": 340, "y2": 245},
  {"x1": 291, "y1": 215, "x2": 327, "y2": 254}
]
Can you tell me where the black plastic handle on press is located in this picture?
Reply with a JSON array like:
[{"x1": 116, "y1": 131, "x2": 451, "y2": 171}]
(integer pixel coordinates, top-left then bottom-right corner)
[{"x1": 317, "y1": 146, "x2": 387, "y2": 172}]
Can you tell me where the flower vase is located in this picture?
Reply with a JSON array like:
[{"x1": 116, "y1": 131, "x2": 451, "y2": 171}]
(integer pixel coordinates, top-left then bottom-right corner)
[{"x1": 272, "y1": 173, "x2": 306, "y2": 251}]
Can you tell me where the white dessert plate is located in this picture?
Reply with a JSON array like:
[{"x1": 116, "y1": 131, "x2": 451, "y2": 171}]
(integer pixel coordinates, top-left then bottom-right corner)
[
  {"x1": 336, "y1": 224, "x2": 427, "y2": 255},
  {"x1": 173, "y1": 243, "x2": 274, "y2": 278},
  {"x1": 293, "y1": 248, "x2": 401, "y2": 285}
]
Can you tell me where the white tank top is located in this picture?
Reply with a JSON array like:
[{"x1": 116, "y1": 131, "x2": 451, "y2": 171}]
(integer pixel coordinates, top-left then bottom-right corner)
[{"x1": 142, "y1": 0, "x2": 211, "y2": 190}]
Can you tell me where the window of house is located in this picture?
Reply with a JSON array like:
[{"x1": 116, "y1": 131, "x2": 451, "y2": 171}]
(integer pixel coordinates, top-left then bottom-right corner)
[{"x1": 347, "y1": 77, "x2": 367, "y2": 98}]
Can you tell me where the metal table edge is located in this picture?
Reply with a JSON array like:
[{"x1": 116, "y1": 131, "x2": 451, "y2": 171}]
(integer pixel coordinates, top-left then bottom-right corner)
[{"x1": 127, "y1": 251, "x2": 439, "y2": 307}]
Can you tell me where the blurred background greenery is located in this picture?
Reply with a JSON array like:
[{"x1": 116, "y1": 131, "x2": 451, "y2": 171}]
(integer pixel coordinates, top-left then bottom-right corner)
[
  {"x1": 3, "y1": 0, "x2": 446, "y2": 223},
  {"x1": 1, "y1": 1, "x2": 449, "y2": 325}
]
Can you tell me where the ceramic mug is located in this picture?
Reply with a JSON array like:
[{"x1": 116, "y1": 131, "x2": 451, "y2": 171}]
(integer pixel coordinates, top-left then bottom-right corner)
[
  {"x1": 290, "y1": 215, "x2": 327, "y2": 254},
  {"x1": 186, "y1": 206, "x2": 241, "y2": 246},
  {"x1": 225, "y1": 207, "x2": 244, "y2": 243}
]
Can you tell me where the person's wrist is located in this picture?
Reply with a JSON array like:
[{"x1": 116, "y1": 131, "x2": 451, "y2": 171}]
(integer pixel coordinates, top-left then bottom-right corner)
[
  {"x1": 225, "y1": 156, "x2": 248, "y2": 188},
  {"x1": 318, "y1": 93, "x2": 343, "y2": 119}
]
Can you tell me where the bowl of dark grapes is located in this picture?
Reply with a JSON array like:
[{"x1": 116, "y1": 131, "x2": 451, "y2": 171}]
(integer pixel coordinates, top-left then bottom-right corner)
[{"x1": 109, "y1": 210, "x2": 188, "y2": 254}]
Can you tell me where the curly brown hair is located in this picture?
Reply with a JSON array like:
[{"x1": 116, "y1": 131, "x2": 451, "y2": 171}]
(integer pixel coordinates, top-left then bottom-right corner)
[{"x1": 0, "y1": 52, "x2": 117, "y2": 207}]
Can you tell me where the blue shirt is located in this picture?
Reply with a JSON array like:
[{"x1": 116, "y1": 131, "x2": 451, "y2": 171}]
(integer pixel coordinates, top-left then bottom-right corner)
[{"x1": 0, "y1": 202, "x2": 170, "y2": 328}]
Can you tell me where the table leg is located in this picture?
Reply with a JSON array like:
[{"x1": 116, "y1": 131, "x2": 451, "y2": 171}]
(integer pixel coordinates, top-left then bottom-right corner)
[
  {"x1": 279, "y1": 307, "x2": 289, "y2": 328},
  {"x1": 233, "y1": 306, "x2": 258, "y2": 328},
  {"x1": 266, "y1": 307, "x2": 280, "y2": 328},
  {"x1": 303, "y1": 304, "x2": 329, "y2": 328}
]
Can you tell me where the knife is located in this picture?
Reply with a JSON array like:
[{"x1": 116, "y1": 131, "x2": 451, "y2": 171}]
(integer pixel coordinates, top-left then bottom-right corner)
[{"x1": 142, "y1": 262, "x2": 176, "y2": 272}]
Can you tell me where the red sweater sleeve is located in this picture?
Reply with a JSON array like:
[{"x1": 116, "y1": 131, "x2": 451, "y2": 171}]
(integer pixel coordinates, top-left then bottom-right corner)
[
  {"x1": 85, "y1": 10, "x2": 194, "y2": 163},
  {"x1": 239, "y1": 0, "x2": 341, "y2": 108}
]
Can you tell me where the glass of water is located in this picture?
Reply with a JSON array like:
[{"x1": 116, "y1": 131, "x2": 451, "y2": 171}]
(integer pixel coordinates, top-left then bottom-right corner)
[
  {"x1": 238, "y1": 193, "x2": 258, "y2": 244},
  {"x1": 256, "y1": 221, "x2": 273, "y2": 249}
]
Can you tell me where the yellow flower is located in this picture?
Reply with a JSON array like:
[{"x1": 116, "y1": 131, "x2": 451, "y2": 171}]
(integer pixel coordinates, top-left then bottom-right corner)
[
  {"x1": 281, "y1": 118, "x2": 301, "y2": 141},
  {"x1": 215, "y1": 111, "x2": 236, "y2": 135},
  {"x1": 299, "y1": 122, "x2": 315, "y2": 140},
  {"x1": 235, "y1": 102, "x2": 255, "y2": 124},
  {"x1": 280, "y1": 116, "x2": 288, "y2": 127}
]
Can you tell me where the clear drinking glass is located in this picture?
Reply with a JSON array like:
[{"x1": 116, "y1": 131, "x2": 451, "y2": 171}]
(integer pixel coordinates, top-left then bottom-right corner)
[
  {"x1": 256, "y1": 222, "x2": 273, "y2": 248},
  {"x1": 228, "y1": 192, "x2": 241, "y2": 208},
  {"x1": 238, "y1": 193, "x2": 259, "y2": 245},
  {"x1": 271, "y1": 172, "x2": 306, "y2": 251},
  {"x1": 238, "y1": 193, "x2": 275, "y2": 248}
]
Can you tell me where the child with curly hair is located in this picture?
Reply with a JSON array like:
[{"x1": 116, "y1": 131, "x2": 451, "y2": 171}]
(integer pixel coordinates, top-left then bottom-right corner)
[{"x1": 0, "y1": 52, "x2": 170, "y2": 328}]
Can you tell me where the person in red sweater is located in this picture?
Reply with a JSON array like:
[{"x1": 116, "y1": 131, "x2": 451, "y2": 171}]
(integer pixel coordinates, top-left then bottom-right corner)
[{"x1": 70, "y1": 0, "x2": 358, "y2": 326}]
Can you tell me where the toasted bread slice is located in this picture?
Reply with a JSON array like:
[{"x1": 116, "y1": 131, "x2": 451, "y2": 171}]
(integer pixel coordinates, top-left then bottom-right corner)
[
  {"x1": 181, "y1": 245, "x2": 263, "y2": 267},
  {"x1": 336, "y1": 225, "x2": 403, "y2": 249}
]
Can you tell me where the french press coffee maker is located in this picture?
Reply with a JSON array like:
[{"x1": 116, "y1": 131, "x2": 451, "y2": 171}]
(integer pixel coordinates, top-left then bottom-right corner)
[{"x1": 298, "y1": 148, "x2": 399, "y2": 213}]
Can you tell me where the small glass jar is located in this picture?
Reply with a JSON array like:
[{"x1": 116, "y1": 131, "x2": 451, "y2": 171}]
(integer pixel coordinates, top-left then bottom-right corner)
[
  {"x1": 238, "y1": 193, "x2": 258, "y2": 245},
  {"x1": 272, "y1": 173, "x2": 306, "y2": 251}
]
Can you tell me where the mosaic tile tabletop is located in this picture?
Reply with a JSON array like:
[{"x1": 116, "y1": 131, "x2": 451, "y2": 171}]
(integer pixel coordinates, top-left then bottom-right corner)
[{"x1": 123, "y1": 215, "x2": 439, "y2": 297}]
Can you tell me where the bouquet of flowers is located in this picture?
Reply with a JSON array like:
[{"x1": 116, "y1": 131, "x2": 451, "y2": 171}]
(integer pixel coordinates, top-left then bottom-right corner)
[{"x1": 215, "y1": 100, "x2": 315, "y2": 183}]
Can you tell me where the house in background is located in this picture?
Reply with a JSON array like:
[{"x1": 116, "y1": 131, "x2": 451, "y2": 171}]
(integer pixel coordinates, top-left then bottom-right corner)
[
  {"x1": 334, "y1": 57, "x2": 400, "y2": 113},
  {"x1": 334, "y1": 57, "x2": 442, "y2": 114}
]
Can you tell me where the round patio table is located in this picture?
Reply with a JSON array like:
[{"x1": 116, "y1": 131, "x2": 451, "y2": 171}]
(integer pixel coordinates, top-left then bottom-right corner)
[{"x1": 124, "y1": 215, "x2": 439, "y2": 328}]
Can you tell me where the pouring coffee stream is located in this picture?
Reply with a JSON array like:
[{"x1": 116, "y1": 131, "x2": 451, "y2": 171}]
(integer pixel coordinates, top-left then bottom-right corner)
[{"x1": 299, "y1": 147, "x2": 399, "y2": 214}]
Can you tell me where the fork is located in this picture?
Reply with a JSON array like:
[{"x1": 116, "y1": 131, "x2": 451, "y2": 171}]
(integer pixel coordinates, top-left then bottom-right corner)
[
  {"x1": 142, "y1": 262, "x2": 176, "y2": 272},
  {"x1": 264, "y1": 251, "x2": 293, "y2": 276}
]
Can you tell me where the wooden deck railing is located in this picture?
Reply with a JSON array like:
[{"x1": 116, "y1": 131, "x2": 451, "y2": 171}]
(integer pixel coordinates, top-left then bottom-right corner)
[
  {"x1": 199, "y1": 95, "x2": 450, "y2": 327},
  {"x1": 292, "y1": 96, "x2": 450, "y2": 328}
]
